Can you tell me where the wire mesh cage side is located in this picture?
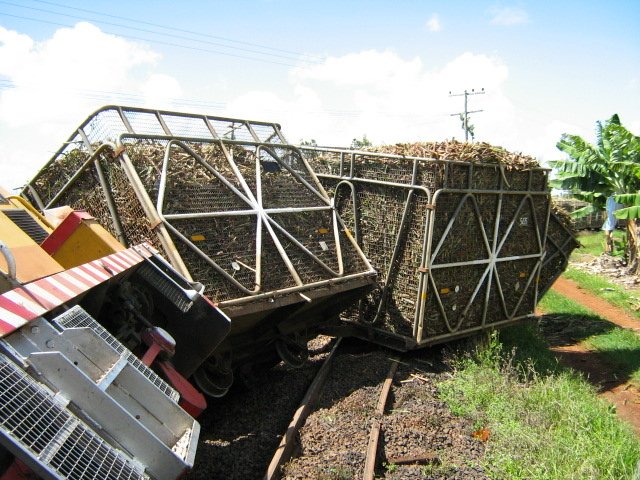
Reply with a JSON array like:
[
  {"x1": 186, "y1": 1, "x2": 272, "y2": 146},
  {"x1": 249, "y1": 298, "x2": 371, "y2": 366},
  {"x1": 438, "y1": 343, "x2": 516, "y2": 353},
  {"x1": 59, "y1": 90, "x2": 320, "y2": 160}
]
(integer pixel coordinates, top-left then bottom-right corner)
[
  {"x1": 301, "y1": 145, "x2": 563, "y2": 348},
  {"x1": 538, "y1": 210, "x2": 579, "y2": 296},
  {"x1": 423, "y1": 188, "x2": 548, "y2": 339},
  {"x1": 330, "y1": 180, "x2": 430, "y2": 336},
  {"x1": 23, "y1": 106, "x2": 375, "y2": 308}
]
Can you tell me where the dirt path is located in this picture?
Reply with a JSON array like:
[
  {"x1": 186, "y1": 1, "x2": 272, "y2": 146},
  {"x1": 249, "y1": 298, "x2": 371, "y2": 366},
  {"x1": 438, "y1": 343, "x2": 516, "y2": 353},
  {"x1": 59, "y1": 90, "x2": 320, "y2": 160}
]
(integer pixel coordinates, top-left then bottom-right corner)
[
  {"x1": 542, "y1": 277, "x2": 640, "y2": 434},
  {"x1": 551, "y1": 277, "x2": 640, "y2": 331}
]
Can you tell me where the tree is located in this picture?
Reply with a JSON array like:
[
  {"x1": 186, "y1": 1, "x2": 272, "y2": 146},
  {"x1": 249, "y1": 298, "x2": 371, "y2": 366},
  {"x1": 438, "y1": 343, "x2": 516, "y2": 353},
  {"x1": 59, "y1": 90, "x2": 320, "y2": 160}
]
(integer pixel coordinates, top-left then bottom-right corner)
[
  {"x1": 298, "y1": 138, "x2": 319, "y2": 160},
  {"x1": 351, "y1": 135, "x2": 372, "y2": 149},
  {"x1": 550, "y1": 114, "x2": 640, "y2": 269},
  {"x1": 459, "y1": 113, "x2": 475, "y2": 141}
]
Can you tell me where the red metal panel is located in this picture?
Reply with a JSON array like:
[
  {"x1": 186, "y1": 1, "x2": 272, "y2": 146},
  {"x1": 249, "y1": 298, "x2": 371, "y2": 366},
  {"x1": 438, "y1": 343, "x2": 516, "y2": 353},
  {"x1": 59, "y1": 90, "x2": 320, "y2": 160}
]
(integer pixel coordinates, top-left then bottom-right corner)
[
  {"x1": 39, "y1": 210, "x2": 92, "y2": 253},
  {"x1": 0, "y1": 244, "x2": 154, "y2": 337}
]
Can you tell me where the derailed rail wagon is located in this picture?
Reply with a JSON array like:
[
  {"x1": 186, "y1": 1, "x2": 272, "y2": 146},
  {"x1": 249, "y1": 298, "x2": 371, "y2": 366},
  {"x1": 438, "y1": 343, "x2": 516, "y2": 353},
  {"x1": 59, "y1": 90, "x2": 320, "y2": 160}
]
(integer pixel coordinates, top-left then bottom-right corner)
[
  {"x1": 22, "y1": 106, "x2": 376, "y2": 396},
  {"x1": 299, "y1": 142, "x2": 577, "y2": 350},
  {"x1": 22, "y1": 105, "x2": 576, "y2": 394}
]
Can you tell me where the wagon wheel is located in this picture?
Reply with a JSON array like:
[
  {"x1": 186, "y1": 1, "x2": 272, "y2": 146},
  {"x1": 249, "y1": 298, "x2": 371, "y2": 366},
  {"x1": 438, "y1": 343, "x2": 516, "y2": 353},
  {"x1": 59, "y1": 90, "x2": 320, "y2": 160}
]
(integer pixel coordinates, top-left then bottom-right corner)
[
  {"x1": 235, "y1": 348, "x2": 281, "y2": 390},
  {"x1": 275, "y1": 335, "x2": 309, "y2": 368},
  {"x1": 192, "y1": 353, "x2": 234, "y2": 398}
]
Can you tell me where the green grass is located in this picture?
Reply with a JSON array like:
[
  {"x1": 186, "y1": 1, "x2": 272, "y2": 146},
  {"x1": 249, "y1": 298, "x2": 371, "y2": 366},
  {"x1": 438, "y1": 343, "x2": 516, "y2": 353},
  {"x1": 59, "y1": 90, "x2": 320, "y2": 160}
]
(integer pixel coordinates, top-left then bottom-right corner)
[
  {"x1": 540, "y1": 290, "x2": 640, "y2": 383},
  {"x1": 439, "y1": 329, "x2": 640, "y2": 479},
  {"x1": 537, "y1": 290, "x2": 614, "y2": 345},
  {"x1": 585, "y1": 328, "x2": 640, "y2": 384},
  {"x1": 539, "y1": 288, "x2": 592, "y2": 316},
  {"x1": 573, "y1": 230, "x2": 625, "y2": 259},
  {"x1": 561, "y1": 266, "x2": 640, "y2": 320},
  {"x1": 436, "y1": 241, "x2": 640, "y2": 478}
]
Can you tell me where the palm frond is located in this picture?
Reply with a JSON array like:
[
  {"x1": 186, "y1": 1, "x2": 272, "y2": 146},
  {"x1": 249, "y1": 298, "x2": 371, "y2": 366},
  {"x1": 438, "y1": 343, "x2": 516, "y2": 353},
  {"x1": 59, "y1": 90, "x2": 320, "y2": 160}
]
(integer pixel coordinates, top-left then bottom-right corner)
[
  {"x1": 614, "y1": 193, "x2": 640, "y2": 206},
  {"x1": 615, "y1": 205, "x2": 640, "y2": 220},
  {"x1": 569, "y1": 203, "x2": 600, "y2": 219}
]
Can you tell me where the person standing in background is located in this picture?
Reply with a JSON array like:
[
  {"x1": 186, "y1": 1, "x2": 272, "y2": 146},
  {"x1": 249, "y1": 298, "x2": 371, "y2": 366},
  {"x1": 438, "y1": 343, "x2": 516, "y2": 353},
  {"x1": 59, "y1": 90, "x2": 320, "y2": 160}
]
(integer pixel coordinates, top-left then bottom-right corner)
[{"x1": 603, "y1": 195, "x2": 622, "y2": 254}]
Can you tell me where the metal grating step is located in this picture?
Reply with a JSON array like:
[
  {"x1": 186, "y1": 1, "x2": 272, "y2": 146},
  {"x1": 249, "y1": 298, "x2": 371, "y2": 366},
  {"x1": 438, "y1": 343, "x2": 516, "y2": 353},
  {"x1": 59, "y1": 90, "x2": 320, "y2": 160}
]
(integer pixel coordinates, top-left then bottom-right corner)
[
  {"x1": 50, "y1": 423, "x2": 146, "y2": 480},
  {"x1": 0, "y1": 354, "x2": 149, "y2": 480},
  {"x1": 53, "y1": 306, "x2": 180, "y2": 403},
  {"x1": 2, "y1": 209, "x2": 49, "y2": 244},
  {"x1": 0, "y1": 361, "x2": 71, "y2": 457},
  {"x1": 135, "y1": 262, "x2": 193, "y2": 313}
]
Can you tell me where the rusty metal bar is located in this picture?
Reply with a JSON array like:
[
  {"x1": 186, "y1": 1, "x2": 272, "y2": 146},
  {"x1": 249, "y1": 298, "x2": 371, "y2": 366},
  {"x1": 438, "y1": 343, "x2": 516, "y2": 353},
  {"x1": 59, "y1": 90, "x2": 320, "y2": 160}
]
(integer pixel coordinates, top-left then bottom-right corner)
[{"x1": 363, "y1": 358, "x2": 399, "y2": 480}]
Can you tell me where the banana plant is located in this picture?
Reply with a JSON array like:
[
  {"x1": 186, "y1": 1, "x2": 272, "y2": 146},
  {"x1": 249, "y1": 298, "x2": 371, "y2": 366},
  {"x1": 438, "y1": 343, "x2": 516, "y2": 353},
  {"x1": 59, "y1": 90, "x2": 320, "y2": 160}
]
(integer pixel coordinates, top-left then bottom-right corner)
[
  {"x1": 550, "y1": 114, "x2": 640, "y2": 265},
  {"x1": 550, "y1": 114, "x2": 640, "y2": 219}
]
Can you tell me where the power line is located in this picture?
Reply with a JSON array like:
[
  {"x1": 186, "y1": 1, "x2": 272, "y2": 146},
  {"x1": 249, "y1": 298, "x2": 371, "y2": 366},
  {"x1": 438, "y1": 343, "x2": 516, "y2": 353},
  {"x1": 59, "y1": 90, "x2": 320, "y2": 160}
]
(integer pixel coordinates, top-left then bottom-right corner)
[
  {"x1": 0, "y1": 1, "x2": 318, "y2": 63},
  {"x1": 0, "y1": 78, "x2": 453, "y2": 122},
  {"x1": 449, "y1": 88, "x2": 485, "y2": 142},
  {"x1": 28, "y1": 0, "x2": 324, "y2": 61},
  {"x1": 0, "y1": 78, "x2": 228, "y2": 110},
  {"x1": 0, "y1": 1, "x2": 321, "y2": 65},
  {"x1": 0, "y1": 12, "x2": 306, "y2": 68}
]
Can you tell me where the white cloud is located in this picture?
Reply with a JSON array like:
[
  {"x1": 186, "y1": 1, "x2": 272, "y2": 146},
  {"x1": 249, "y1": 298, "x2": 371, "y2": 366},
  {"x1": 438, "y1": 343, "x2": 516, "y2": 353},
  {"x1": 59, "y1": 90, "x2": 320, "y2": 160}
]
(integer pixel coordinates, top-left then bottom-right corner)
[
  {"x1": 0, "y1": 22, "x2": 182, "y2": 190},
  {"x1": 489, "y1": 6, "x2": 529, "y2": 26},
  {"x1": 291, "y1": 50, "x2": 423, "y2": 89},
  {"x1": 141, "y1": 74, "x2": 183, "y2": 107},
  {"x1": 629, "y1": 119, "x2": 640, "y2": 136},
  {"x1": 229, "y1": 50, "x2": 518, "y2": 149},
  {"x1": 426, "y1": 14, "x2": 442, "y2": 32},
  {"x1": 530, "y1": 119, "x2": 584, "y2": 166},
  {"x1": 0, "y1": 22, "x2": 578, "y2": 194}
]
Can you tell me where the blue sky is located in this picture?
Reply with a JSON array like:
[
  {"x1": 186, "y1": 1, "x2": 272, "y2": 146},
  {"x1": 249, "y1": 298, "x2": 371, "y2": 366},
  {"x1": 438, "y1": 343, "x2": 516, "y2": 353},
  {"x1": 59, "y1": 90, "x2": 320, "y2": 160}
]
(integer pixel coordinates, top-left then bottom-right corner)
[{"x1": 0, "y1": 0, "x2": 639, "y2": 189}]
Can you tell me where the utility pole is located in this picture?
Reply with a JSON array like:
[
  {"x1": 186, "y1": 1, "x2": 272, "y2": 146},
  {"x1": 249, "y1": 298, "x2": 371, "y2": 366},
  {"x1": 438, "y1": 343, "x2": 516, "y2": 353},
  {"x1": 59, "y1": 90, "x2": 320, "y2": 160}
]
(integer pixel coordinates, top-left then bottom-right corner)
[{"x1": 449, "y1": 88, "x2": 485, "y2": 142}]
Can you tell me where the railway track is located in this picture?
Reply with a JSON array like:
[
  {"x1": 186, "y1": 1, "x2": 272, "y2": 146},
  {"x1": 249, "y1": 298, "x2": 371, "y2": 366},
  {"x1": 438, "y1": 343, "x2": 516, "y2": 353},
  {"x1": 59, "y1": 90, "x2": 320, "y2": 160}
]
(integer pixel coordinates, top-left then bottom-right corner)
[
  {"x1": 264, "y1": 340, "x2": 488, "y2": 480},
  {"x1": 185, "y1": 334, "x2": 488, "y2": 479},
  {"x1": 185, "y1": 337, "x2": 338, "y2": 479}
]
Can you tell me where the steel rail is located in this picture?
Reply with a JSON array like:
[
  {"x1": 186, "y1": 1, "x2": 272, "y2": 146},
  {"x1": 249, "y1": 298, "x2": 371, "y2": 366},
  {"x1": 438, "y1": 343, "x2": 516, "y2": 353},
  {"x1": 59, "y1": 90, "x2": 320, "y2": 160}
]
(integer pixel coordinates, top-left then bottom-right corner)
[
  {"x1": 264, "y1": 339, "x2": 343, "y2": 480},
  {"x1": 264, "y1": 346, "x2": 402, "y2": 480},
  {"x1": 363, "y1": 358, "x2": 400, "y2": 480}
]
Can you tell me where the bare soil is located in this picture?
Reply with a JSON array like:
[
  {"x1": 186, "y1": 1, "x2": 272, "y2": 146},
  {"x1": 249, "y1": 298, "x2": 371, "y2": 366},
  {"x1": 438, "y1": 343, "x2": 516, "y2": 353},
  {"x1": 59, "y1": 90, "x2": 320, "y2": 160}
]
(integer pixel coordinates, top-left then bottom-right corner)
[{"x1": 551, "y1": 277, "x2": 640, "y2": 331}]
